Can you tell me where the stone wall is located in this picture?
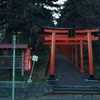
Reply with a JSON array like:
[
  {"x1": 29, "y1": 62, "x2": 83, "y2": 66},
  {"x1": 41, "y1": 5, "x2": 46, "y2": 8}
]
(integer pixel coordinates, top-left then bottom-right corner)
[{"x1": 0, "y1": 83, "x2": 52, "y2": 96}]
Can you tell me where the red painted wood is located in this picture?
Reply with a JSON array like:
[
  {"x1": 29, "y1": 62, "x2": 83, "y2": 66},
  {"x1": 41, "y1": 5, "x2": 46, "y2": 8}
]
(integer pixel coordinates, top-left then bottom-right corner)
[
  {"x1": 44, "y1": 35, "x2": 99, "y2": 41},
  {"x1": 42, "y1": 27, "x2": 100, "y2": 79},
  {"x1": 50, "y1": 32, "x2": 56, "y2": 76},
  {"x1": 71, "y1": 45, "x2": 74, "y2": 63},
  {"x1": 44, "y1": 29, "x2": 69, "y2": 33},
  {"x1": 75, "y1": 43, "x2": 78, "y2": 67},
  {"x1": 75, "y1": 29, "x2": 99, "y2": 33},
  {"x1": 67, "y1": 45, "x2": 68, "y2": 58},
  {"x1": 87, "y1": 32, "x2": 94, "y2": 76},
  {"x1": 43, "y1": 28, "x2": 99, "y2": 33},
  {"x1": 80, "y1": 40, "x2": 85, "y2": 73},
  {"x1": 68, "y1": 45, "x2": 71, "y2": 60},
  {"x1": 43, "y1": 42, "x2": 88, "y2": 45}
]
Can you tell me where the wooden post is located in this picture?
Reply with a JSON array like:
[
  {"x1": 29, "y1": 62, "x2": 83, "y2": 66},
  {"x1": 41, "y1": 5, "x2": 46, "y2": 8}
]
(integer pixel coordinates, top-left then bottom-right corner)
[
  {"x1": 69, "y1": 45, "x2": 71, "y2": 60},
  {"x1": 60, "y1": 45, "x2": 61, "y2": 51},
  {"x1": 50, "y1": 32, "x2": 56, "y2": 79},
  {"x1": 75, "y1": 42, "x2": 78, "y2": 67},
  {"x1": 80, "y1": 40, "x2": 85, "y2": 73},
  {"x1": 87, "y1": 32, "x2": 94, "y2": 79},
  {"x1": 71, "y1": 45, "x2": 74, "y2": 63},
  {"x1": 64, "y1": 45, "x2": 66, "y2": 56},
  {"x1": 67, "y1": 45, "x2": 68, "y2": 58},
  {"x1": 63, "y1": 45, "x2": 65, "y2": 55},
  {"x1": 65, "y1": 45, "x2": 67, "y2": 57},
  {"x1": 61, "y1": 45, "x2": 62, "y2": 52},
  {"x1": 63, "y1": 45, "x2": 64, "y2": 55}
]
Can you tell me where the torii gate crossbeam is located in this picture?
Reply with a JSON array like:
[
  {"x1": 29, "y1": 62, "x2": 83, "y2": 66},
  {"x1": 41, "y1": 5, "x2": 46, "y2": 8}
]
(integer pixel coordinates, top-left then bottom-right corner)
[{"x1": 41, "y1": 27, "x2": 100, "y2": 81}]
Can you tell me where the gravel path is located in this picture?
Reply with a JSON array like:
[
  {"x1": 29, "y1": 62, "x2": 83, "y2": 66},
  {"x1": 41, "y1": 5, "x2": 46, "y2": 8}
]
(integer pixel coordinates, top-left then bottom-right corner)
[{"x1": 51, "y1": 48, "x2": 100, "y2": 86}]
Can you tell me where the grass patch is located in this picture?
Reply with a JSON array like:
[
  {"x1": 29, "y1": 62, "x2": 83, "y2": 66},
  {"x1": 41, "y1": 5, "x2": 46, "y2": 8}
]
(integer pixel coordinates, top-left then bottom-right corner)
[
  {"x1": 84, "y1": 62, "x2": 100, "y2": 80},
  {"x1": 39, "y1": 54, "x2": 50, "y2": 61},
  {"x1": 77, "y1": 52, "x2": 100, "y2": 80}
]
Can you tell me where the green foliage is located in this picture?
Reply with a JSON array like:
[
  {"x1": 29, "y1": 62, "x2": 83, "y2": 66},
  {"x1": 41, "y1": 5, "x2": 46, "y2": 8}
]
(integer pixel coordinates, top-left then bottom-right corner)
[
  {"x1": 0, "y1": 0, "x2": 60, "y2": 46},
  {"x1": 57, "y1": 0, "x2": 99, "y2": 28},
  {"x1": 93, "y1": 54, "x2": 100, "y2": 63},
  {"x1": 0, "y1": 0, "x2": 60, "y2": 31},
  {"x1": 77, "y1": 53, "x2": 100, "y2": 80},
  {"x1": 0, "y1": 11, "x2": 5, "y2": 18},
  {"x1": 39, "y1": 54, "x2": 50, "y2": 61},
  {"x1": 7, "y1": 0, "x2": 59, "y2": 32}
]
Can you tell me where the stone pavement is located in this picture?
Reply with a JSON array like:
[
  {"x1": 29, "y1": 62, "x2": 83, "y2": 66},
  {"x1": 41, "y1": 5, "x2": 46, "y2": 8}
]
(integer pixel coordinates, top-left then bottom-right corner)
[{"x1": 48, "y1": 48, "x2": 100, "y2": 86}]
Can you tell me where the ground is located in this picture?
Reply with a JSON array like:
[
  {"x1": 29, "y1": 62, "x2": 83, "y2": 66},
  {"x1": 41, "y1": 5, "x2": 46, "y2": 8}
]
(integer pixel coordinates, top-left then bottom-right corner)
[{"x1": 1, "y1": 94, "x2": 100, "y2": 99}]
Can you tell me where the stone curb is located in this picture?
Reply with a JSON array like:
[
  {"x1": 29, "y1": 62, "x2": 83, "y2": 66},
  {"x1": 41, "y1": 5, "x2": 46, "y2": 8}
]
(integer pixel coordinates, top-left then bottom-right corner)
[{"x1": 0, "y1": 83, "x2": 52, "y2": 96}]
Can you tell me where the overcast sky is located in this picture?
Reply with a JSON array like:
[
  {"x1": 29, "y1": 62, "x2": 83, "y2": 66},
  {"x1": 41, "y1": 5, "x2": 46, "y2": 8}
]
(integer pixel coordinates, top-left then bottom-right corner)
[
  {"x1": 52, "y1": 0, "x2": 67, "y2": 19},
  {"x1": 45, "y1": 0, "x2": 67, "y2": 25},
  {"x1": 52, "y1": 0, "x2": 67, "y2": 25},
  {"x1": 56, "y1": 0, "x2": 67, "y2": 4}
]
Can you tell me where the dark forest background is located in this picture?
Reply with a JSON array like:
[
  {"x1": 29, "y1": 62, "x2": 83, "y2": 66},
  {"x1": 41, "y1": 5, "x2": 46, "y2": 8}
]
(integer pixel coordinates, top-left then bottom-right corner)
[
  {"x1": 0, "y1": 0, "x2": 100, "y2": 75},
  {"x1": 0, "y1": 0, "x2": 100, "y2": 55},
  {"x1": 0, "y1": 0, "x2": 60, "y2": 55}
]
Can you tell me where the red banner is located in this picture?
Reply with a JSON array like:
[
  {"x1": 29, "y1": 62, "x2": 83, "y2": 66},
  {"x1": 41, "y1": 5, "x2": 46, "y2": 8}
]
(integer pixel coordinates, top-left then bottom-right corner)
[{"x1": 24, "y1": 48, "x2": 32, "y2": 71}]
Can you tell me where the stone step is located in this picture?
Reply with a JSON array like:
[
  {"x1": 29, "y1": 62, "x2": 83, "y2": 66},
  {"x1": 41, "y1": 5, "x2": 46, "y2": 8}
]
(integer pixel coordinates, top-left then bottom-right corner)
[
  {"x1": 52, "y1": 85, "x2": 100, "y2": 88},
  {"x1": 52, "y1": 91, "x2": 100, "y2": 94},
  {"x1": 53, "y1": 88, "x2": 100, "y2": 91},
  {"x1": 52, "y1": 85, "x2": 100, "y2": 94}
]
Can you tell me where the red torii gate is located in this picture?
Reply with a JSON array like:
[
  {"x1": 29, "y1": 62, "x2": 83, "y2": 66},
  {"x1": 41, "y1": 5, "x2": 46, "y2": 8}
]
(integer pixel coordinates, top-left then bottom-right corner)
[{"x1": 41, "y1": 27, "x2": 99, "y2": 80}]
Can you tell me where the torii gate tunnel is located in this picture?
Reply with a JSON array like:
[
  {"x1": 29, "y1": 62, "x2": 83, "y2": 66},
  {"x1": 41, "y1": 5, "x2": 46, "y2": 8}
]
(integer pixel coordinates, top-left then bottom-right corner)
[{"x1": 41, "y1": 27, "x2": 100, "y2": 80}]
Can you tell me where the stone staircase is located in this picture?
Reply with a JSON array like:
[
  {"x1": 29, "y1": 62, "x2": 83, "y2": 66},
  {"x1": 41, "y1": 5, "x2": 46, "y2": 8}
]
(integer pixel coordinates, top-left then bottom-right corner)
[{"x1": 52, "y1": 85, "x2": 100, "y2": 94}]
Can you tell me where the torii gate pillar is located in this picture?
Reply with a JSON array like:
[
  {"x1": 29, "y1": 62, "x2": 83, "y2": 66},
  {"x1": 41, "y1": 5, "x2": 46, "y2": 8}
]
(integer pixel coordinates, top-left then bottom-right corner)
[
  {"x1": 87, "y1": 32, "x2": 94, "y2": 79},
  {"x1": 49, "y1": 32, "x2": 56, "y2": 79},
  {"x1": 41, "y1": 27, "x2": 99, "y2": 81}
]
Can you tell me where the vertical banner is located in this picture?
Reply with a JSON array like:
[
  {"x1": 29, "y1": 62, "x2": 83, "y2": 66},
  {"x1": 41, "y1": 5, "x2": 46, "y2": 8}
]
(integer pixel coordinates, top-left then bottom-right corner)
[{"x1": 24, "y1": 48, "x2": 32, "y2": 71}]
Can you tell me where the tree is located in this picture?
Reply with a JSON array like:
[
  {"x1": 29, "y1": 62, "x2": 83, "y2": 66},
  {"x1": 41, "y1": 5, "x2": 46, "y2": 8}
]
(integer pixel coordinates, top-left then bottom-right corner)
[
  {"x1": 0, "y1": 0, "x2": 60, "y2": 54},
  {"x1": 57, "y1": 0, "x2": 100, "y2": 28},
  {"x1": 74, "y1": 0, "x2": 100, "y2": 27}
]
